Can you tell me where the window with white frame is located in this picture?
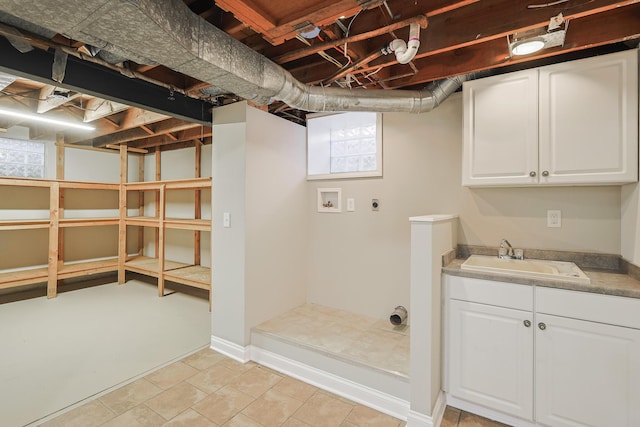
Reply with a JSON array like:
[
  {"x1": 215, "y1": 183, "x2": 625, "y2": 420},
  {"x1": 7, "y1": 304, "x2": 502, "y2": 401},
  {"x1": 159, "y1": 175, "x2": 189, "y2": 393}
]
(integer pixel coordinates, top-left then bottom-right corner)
[
  {"x1": 307, "y1": 112, "x2": 382, "y2": 179},
  {"x1": 0, "y1": 137, "x2": 45, "y2": 178}
]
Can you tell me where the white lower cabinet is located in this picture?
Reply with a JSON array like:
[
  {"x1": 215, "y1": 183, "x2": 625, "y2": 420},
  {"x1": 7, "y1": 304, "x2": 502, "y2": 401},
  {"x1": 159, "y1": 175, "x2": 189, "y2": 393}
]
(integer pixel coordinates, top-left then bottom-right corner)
[
  {"x1": 445, "y1": 275, "x2": 640, "y2": 427},
  {"x1": 448, "y1": 300, "x2": 533, "y2": 420}
]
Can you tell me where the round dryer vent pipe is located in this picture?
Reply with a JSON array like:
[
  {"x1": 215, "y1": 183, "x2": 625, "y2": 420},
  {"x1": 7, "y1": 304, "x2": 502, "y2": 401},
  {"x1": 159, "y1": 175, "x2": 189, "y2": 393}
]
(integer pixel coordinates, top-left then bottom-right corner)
[{"x1": 390, "y1": 305, "x2": 408, "y2": 326}]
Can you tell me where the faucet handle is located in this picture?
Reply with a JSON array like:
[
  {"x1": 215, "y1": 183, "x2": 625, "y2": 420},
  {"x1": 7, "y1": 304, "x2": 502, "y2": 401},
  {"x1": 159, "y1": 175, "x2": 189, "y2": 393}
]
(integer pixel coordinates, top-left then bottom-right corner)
[{"x1": 514, "y1": 248, "x2": 524, "y2": 260}]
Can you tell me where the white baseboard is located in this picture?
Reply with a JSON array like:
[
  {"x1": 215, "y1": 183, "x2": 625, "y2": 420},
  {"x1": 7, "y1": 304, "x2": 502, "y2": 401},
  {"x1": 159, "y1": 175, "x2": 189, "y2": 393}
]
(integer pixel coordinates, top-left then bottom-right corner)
[
  {"x1": 407, "y1": 391, "x2": 446, "y2": 427},
  {"x1": 210, "y1": 335, "x2": 251, "y2": 363},
  {"x1": 251, "y1": 346, "x2": 410, "y2": 421}
]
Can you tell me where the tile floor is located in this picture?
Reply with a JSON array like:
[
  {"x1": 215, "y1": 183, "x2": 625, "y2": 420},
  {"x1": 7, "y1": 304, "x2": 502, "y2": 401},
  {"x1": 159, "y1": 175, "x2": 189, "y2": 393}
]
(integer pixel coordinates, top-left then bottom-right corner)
[
  {"x1": 253, "y1": 304, "x2": 410, "y2": 377},
  {"x1": 40, "y1": 348, "x2": 406, "y2": 427},
  {"x1": 40, "y1": 347, "x2": 508, "y2": 427},
  {"x1": 441, "y1": 407, "x2": 509, "y2": 427}
]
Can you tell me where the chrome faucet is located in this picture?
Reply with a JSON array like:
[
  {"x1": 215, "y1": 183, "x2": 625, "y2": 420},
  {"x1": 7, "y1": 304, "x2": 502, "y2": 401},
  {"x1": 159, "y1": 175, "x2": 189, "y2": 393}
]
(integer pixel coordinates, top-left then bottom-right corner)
[{"x1": 499, "y1": 239, "x2": 523, "y2": 259}]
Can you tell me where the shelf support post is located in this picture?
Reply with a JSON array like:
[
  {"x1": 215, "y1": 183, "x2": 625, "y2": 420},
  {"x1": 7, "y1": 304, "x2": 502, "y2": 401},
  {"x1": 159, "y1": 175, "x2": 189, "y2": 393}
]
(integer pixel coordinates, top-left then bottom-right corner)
[
  {"x1": 47, "y1": 182, "x2": 60, "y2": 298},
  {"x1": 118, "y1": 144, "x2": 127, "y2": 284}
]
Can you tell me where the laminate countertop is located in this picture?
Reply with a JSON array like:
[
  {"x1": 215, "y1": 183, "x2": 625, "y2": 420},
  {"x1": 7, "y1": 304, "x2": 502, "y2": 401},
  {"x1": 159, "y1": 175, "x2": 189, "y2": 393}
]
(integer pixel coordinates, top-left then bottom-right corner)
[{"x1": 443, "y1": 258, "x2": 640, "y2": 299}]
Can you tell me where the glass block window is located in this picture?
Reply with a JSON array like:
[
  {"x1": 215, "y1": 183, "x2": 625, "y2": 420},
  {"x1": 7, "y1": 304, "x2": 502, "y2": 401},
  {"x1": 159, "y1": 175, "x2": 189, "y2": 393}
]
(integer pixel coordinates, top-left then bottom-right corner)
[
  {"x1": 0, "y1": 137, "x2": 45, "y2": 178},
  {"x1": 307, "y1": 112, "x2": 382, "y2": 179}
]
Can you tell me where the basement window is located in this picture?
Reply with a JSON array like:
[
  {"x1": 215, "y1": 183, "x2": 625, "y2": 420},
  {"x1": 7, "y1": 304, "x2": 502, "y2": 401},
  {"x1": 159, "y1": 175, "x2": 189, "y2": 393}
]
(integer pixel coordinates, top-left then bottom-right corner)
[
  {"x1": 307, "y1": 112, "x2": 382, "y2": 180},
  {"x1": 0, "y1": 137, "x2": 45, "y2": 178}
]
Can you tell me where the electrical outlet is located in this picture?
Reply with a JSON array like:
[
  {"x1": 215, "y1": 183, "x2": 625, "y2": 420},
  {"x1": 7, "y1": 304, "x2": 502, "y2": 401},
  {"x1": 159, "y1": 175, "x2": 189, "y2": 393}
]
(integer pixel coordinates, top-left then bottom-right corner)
[
  {"x1": 547, "y1": 210, "x2": 561, "y2": 228},
  {"x1": 347, "y1": 198, "x2": 355, "y2": 212}
]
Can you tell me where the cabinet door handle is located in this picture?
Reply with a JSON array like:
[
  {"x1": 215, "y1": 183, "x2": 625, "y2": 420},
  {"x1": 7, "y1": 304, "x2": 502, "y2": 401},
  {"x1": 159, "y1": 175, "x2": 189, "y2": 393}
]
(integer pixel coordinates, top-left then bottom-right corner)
[
  {"x1": 542, "y1": 170, "x2": 549, "y2": 177},
  {"x1": 529, "y1": 171, "x2": 537, "y2": 177},
  {"x1": 538, "y1": 322, "x2": 546, "y2": 330},
  {"x1": 523, "y1": 320, "x2": 531, "y2": 327}
]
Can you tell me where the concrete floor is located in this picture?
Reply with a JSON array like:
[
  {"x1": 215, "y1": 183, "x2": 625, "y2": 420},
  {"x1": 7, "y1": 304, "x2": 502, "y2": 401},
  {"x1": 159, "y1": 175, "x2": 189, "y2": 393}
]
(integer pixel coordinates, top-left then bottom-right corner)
[{"x1": 0, "y1": 280, "x2": 210, "y2": 426}]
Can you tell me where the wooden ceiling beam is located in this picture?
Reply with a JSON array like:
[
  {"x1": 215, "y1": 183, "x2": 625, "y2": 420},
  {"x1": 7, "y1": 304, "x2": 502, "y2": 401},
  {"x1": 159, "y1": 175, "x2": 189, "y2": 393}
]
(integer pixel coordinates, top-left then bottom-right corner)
[
  {"x1": 78, "y1": 118, "x2": 198, "y2": 147},
  {"x1": 366, "y1": 0, "x2": 638, "y2": 72},
  {"x1": 130, "y1": 126, "x2": 212, "y2": 149},
  {"x1": 217, "y1": 0, "x2": 362, "y2": 45},
  {"x1": 82, "y1": 98, "x2": 129, "y2": 123},
  {"x1": 385, "y1": 4, "x2": 640, "y2": 89},
  {"x1": 36, "y1": 85, "x2": 81, "y2": 113},
  {"x1": 273, "y1": 15, "x2": 427, "y2": 64}
]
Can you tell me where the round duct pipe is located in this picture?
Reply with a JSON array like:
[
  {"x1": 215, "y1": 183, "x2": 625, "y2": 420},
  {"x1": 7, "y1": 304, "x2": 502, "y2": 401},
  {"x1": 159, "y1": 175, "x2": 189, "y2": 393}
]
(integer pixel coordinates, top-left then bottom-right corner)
[{"x1": 389, "y1": 306, "x2": 408, "y2": 326}]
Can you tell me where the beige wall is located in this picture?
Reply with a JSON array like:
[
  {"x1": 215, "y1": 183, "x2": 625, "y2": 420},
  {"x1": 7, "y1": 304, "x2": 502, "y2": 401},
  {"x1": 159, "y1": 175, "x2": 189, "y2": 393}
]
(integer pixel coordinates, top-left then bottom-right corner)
[
  {"x1": 0, "y1": 129, "x2": 141, "y2": 270},
  {"x1": 244, "y1": 106, "x2": 308, "y2": 340},
  {"x1": 211, "y1": 103, "x2": 308, "y2": 346},
  {"x1": 142, "y1": 146, "x2": 212, "y2": 265},
  {"x1": 621, "y1": 183, "x2": 640, "y2": 264},
  {"x1": 306, "y1": 92, "x2": 622, "y2": 320}
]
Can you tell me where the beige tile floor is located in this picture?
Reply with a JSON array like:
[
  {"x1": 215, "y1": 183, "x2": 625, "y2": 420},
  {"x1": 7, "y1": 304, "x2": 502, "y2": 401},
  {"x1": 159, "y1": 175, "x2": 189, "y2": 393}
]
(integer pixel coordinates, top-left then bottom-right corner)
[
  {"x1": 40, "y1": 348, "x2": 407, "y2": 427},
  {"x1": 253, "y1": 304, "x2": 410, "y2": 377},
  {"x1": 40, "y1": 347, "x2": 509, "y2": 427},
  {"x1": 441, "y1": 407, "x2": 510, "y2": 427}
]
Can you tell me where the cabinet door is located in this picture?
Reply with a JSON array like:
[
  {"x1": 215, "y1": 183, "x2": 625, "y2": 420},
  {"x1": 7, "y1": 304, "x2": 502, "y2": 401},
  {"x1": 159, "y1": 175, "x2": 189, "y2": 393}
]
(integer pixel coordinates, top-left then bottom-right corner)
[
  {"x1": 536, "y1": 313, "x2": 640, "y2": 427},
  {"x1": 448, "y1": 299, "x2": 533, "y2": 419},
  {"x1": 539, "y1": 50, "x2": 638, "y2": 184},
  {"x1": 462, "y1": 69, "x2": 539, "y2": 186}
]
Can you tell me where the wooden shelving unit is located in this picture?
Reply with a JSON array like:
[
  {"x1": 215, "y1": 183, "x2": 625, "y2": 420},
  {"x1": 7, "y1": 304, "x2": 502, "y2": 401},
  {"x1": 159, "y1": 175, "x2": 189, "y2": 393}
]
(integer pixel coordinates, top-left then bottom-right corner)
[
  {"x1": 0, "y1": 176, "x2": 211, "y2": 302},
  {"x1": 0, "y1": 177, "x2": 120, "y2": 297},
  {"x1": 120, "y1": 177, "x2": 212, "y2": 302}
]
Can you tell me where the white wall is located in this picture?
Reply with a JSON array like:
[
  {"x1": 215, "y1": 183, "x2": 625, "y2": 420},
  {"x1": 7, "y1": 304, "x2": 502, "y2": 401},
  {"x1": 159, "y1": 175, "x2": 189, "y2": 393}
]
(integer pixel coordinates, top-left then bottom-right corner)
[
  {"x1": 211, "y1": 102, "x2": 308, "y2": 347},
  {"x1": 306, "y1": 93, "x2": 622, "y2": 320},
  {"x1": 141, "y1": 145, "x2": 212, "y2": 265},
  {"x1": 244, "y1": 106, "x2": 308, "y2": 340},
  {"x1": 621, "y1": 183, "x2": 640, "y2": 263}
]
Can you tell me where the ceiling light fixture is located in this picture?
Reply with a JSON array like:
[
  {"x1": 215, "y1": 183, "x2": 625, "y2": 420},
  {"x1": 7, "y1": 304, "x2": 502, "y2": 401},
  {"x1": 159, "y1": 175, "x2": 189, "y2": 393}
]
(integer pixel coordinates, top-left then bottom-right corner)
[
  {"x1": 509, "y1": 13, "x2": 567, "y2": 57},
  {"x1": 511, "y1": 37, "x2": 546, "y2": 56},
  {"x1": 0, "y1": 108, "x2": 96, "y2": 131}
]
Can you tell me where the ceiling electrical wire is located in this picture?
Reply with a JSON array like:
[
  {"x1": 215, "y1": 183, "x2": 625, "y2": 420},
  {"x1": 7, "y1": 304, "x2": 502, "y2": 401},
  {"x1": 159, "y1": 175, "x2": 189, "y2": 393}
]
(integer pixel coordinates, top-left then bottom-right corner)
[{"x1": 527, "y1": 0, "x2": 569, "y2": 8}]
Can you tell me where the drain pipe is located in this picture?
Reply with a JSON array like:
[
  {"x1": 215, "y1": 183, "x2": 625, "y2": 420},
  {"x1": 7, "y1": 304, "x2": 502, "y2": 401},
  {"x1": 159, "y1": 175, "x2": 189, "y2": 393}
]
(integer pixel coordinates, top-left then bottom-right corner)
[{"x1": 384, "y1": 22, "x2": 421, "y2": 64}]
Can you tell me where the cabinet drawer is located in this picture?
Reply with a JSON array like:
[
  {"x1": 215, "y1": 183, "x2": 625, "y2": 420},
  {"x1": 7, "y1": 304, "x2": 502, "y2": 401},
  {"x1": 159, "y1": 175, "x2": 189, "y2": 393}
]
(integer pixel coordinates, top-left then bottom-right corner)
[
  {"x1": 536, "y1": 287, "x2": 640, "y2": 329},
  {"x1": 444, "y1": 275, "x2": 533, "y2": 311}
]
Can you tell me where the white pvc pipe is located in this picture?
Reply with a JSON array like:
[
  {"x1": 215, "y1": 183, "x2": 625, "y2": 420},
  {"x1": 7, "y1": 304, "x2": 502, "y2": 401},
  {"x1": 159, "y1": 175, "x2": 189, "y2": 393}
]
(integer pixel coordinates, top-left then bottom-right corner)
[{"x1": 390, "y1": 22, "x2": 421, "y2": 64}]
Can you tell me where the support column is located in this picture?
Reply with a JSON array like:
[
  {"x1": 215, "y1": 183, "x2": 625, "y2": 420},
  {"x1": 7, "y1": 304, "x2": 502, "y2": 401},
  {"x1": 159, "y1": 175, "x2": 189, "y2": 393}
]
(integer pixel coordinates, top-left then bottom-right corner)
[{"x1": 408, "y1": 214, "x2": 457, "y2": 427}]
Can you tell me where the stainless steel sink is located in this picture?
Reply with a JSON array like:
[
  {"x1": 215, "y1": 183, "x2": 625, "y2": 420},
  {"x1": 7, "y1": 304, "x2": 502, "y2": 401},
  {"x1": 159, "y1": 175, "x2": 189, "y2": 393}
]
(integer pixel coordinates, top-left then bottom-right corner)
[{"x1": 460, "y1": 255, "x2": 590, "y2": 284}]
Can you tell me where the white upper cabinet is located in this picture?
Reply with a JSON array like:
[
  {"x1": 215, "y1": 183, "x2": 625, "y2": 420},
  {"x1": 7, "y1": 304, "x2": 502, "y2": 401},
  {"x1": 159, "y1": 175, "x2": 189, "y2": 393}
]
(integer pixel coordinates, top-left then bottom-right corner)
[
  {"x1": 539, "y1": 51, "x2": 638, "y2": 184},
  {"x1": 463, "y1": 49, "x2": 638, "y2": 187},
  {"x1": 462, "y1": 70, "x2": 539, "y2": 186}
]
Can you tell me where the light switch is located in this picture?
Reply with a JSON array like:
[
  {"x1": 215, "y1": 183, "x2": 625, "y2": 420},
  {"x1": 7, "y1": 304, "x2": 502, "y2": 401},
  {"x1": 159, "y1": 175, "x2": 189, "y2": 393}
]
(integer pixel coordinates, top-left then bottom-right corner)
[
  {"x1": 347, "y1": 198, "x2": 355, "y2": 212},
  {"x1": 223, "y1": 212, "x2": 230, "y2": 228}
]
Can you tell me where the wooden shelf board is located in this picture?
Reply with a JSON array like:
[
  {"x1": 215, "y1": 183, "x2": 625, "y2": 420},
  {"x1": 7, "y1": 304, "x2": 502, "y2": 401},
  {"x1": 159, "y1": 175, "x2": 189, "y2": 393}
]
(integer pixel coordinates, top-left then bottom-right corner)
[
  {"x1": 124, "y1": 256, "x2": 189, "y2": 276},
  {"x1": 125, "y1": 217, "x2": 160, "y2": 227},
  {"x1": 59, "y1": 182, "x2": 119, "y2": 190},
  {"x1": 164, "y1": 265, "x2": 211, "y2": 290},
  {"x1": 57, "y1": 258, "x2": 118, "y2": 279},
  {"x1": 0, "y1": 177, "x2": 120, "y2": 190},
  {"x1": 0, "y1": 177, "x2": 51, "y2": 188},
  {"x1": 165, "y1": 218, "x2": 211, "y2": 231},
  {"x1": 0, "y1": 219, "x2": 49, "y2": 230},
  {"x1": 0, "y1": 266, "x2": 49, "y2": 288},
  {"x1": 126, "y1": 177, "x2": 211, "y2": 191},
  {"x1": 59, "y1": 218, "x2": 119, "y2": 228}
]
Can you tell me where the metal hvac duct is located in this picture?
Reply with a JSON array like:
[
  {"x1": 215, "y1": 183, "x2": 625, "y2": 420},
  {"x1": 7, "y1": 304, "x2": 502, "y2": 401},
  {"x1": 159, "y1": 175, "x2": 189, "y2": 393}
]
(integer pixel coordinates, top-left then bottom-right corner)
[{"x1": 0, "y1": 0, "x2": 466, "y2": 113}]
